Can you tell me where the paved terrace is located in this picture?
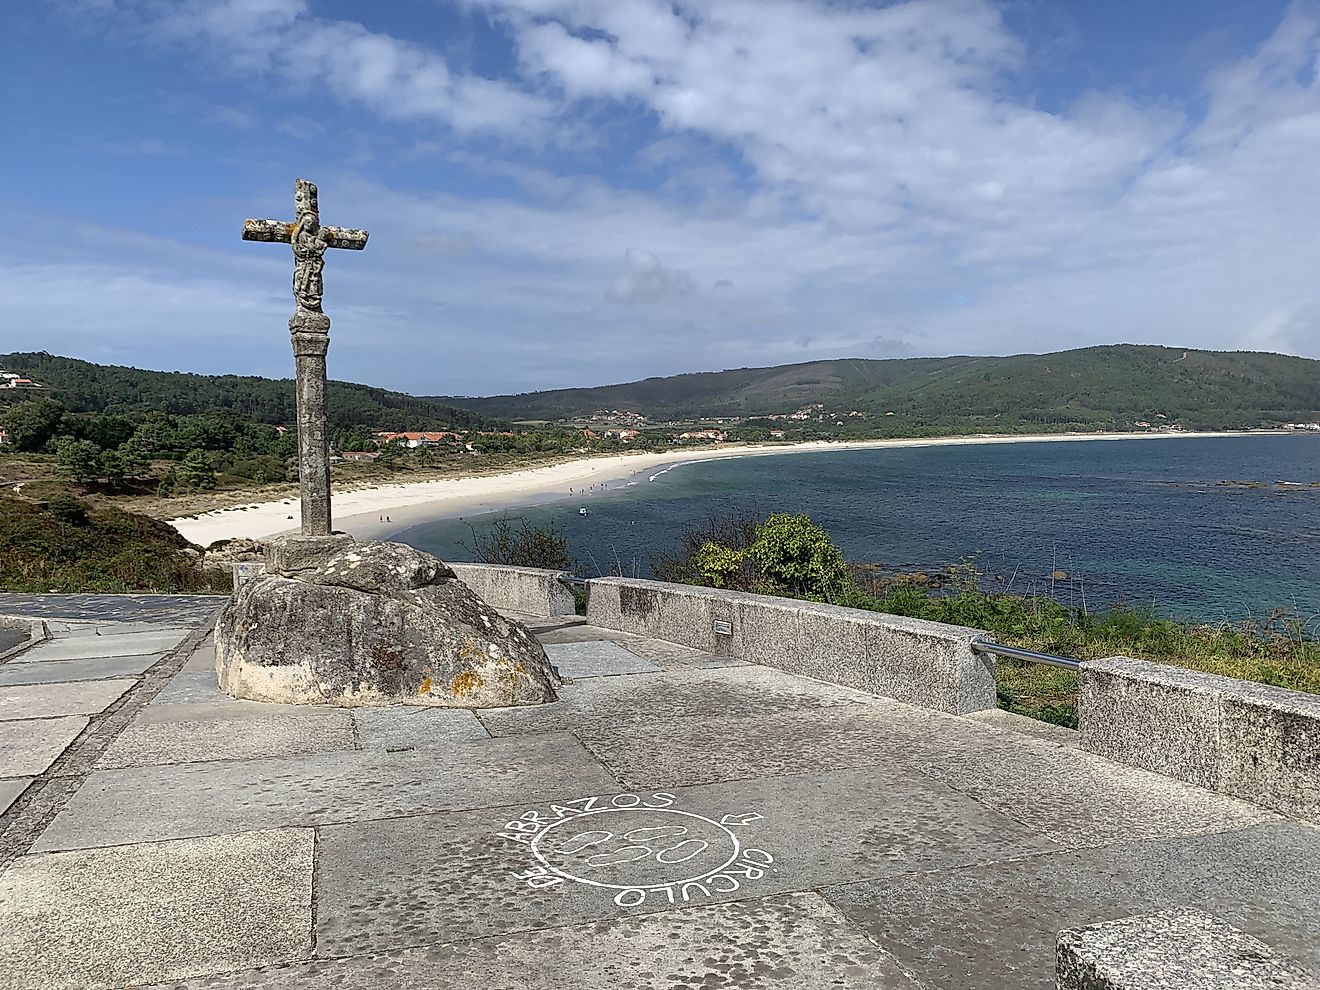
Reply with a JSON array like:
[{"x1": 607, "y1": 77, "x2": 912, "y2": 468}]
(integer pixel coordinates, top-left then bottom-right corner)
[{"x1": 0, "y1": 593, "x2": 1317, "y2": 989}]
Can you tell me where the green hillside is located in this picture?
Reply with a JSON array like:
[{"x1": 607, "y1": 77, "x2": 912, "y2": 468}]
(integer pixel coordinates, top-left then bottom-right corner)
[
  {"x1": 0, "y1": 352, "x2": 486, "y2": 430},
  {"x1": 436, "y1": 345, "x2": 1320, "y2": 431}
]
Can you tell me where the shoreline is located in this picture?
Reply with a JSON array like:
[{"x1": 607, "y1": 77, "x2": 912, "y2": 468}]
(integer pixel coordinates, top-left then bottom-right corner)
[{"x1": 167, "y1": 430, "x2": 1290, "y2": 546}]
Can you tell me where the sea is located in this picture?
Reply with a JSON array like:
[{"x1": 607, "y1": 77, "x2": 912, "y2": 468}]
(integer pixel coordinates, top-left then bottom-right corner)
[{"x1": 398, "y1": 434, "x2": 1320, "y2": 624}]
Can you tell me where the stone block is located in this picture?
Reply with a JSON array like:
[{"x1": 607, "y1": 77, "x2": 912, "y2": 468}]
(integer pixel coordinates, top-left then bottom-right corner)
[
  {"x1": 264, "y1": 532, "x2": 354, "y2": 575},
  {"x1": 1080, "y1": 658, "x2": 1223, "y2": 790},
  {"x1": 1056, "y1": 909, "x2": 1315, "y2": 989},
  {"x1": 449, "y1": 563, "x2": 577, "y2": 618},
  {"x1": 1080, "y1": 657, "x2": 1320, "y2": 822},
  {"x1": 1219, "y1": 685, "x2": 1320, "y2": 821}
]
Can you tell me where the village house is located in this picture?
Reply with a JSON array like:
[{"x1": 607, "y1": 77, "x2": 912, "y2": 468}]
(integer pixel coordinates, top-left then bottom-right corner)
[
  {"x1": 677, "y1": 429, "x2": 726, "y2": 442},
  {"x1": 1, "y1": 371, "x2": 43, "y2": 389},
  {"x1": 373, "y1": 431, "x2": 464, "y2": 448},
  {"x1": 339, "y1": 451, "x2": 380, "y2": 462}
]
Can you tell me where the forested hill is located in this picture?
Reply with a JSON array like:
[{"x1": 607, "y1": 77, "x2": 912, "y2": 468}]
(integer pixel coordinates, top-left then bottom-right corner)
[
  {"x1": 0, "y1": 353, "x2": 486, "y2": 430},
  {"x1": 436, "y1": 345, "x2": 1320, "y2": 430}
]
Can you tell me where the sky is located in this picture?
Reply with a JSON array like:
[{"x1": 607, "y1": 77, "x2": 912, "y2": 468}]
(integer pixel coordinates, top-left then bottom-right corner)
[{"x1": 2, "y1": 0, "x2": 1319, "y2": 396}]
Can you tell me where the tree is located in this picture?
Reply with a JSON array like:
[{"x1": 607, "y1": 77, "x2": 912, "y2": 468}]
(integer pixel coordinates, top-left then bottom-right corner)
[
  {"x1": 2, "y1": 398, "x2": 66, "y2": 452},
  {"x1": 55, "y1": 437, "x2": 101, "y2": 484},
  {"x1": 177, "y1": 449, "x2": 216, "y2": 491},
  {"x1": 96, "y1": 448, "x2": 147, "y2": 490}
]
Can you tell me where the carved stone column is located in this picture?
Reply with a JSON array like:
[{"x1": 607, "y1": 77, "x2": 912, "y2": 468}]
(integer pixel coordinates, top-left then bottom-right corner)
[{"x1": 290, "y1": 311, "x2": 332, "y2": 537}]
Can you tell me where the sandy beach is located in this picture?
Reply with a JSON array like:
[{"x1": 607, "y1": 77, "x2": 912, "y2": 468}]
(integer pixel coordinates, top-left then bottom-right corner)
[{"x1": 167, "y1": 431, "x2": 1273, "y2": 546}]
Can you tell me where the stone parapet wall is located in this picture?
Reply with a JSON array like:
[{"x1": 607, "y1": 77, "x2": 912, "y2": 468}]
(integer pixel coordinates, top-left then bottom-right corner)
[
  {"x1": 449, "y1": 563, "x2": 578, "y2": 619},
  {"x1": 1080, "y1": 656, "x2": 1320, "y2": 823},
  {"x1": 585, "y1": 577, "x2": 996, "y2": 714}
]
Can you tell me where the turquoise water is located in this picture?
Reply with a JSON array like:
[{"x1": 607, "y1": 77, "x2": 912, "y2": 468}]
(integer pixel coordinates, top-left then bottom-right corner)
[{"x1": 398, "y1": 435, "x2": 1320, "y2": 622}]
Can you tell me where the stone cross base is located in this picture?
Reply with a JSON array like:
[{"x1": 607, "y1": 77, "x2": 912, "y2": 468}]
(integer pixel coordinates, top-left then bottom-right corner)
[{"x1": 266, "y1": 533, "x2": 355, "y2": 577}]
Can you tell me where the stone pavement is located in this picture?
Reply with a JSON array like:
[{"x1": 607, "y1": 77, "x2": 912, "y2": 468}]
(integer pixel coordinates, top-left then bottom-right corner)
[{"x1": 0, "y1": 597, "x2": 1317, "y2": 989}]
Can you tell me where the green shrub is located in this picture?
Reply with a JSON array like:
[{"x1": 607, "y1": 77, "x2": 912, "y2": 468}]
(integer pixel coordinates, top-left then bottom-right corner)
[{"x1": 747, "y1": 513, "x2": 853, "y2": 601}]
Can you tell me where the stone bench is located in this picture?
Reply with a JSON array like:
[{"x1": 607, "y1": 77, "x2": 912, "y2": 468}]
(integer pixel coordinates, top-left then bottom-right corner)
[
  {"x1": 1057, "y1": 909, "x2": 1314, "y2": 989},
  {"x1": 1080, "y1": 657, "x2": 1320, "y2": 823},
  {"x1": 449, "y1": 563, "x2": 577, "y2": 619},
  {"x1": 584, "y1": 577, "x2": 995, "y2": 714}
]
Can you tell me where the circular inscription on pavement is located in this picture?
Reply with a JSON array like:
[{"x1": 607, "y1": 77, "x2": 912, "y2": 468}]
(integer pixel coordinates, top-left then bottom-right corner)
[{"x1": 531, "y1": 806, "x2": 740, "y2": 892}]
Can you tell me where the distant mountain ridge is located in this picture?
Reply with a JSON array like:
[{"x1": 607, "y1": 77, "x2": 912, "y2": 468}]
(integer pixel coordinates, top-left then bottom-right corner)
[
  {"x1": 433, "y1": 345, "x2": 1320, "y2": 431},
  {"x1": 0, "y1": 352, "x2": 486, "y2": 431}
]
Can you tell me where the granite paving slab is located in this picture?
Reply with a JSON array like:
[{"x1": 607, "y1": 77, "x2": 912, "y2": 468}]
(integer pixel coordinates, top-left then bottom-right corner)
[
  {"x1": 618, "y1": 637, "x2": 751, "y2": 669},
  {"x1": 146, "y1": 892, "x2": 922, "y2": 990},
  {"x1": 0, "y1": 777, "x2": 31, "y2": 814},
  {"x1": 0, "y1": 716, "x2": 88, "y2": 776},
  {"x1": 530, "y1": 622, "x2": 641, "y2": 644},
  {"x1": 314, "y1": 765, "x2": 1059, "y2": 955},
  {"x1": 351, "y1": 706, "x2": 490, "y2": 750},
  {"x1": 576, "y1": 705, "x2": 1276, "y2": 845},
  {"x1": 0, "y1": 679, "x2": 135, "y2": 721},
  {"x1": 0, "y1": 593, "x2": 223, "y2": 625},
  {"x1": 15, "y1": 629, "x2": 191, "y2": 662},
  {"x1": 0, "y1": 653, "x2": 159, "y2": 685},
  {"x1": 476, "y1": 665, "x2": 874, "y2": 736},
  {"x1": 822, "y1": 821, "x2": 1320, "y2": 990},
  {"x1": 0, "y1": 827, "x2": 314, "y2": 990},
  {"x1": 43, "y1": 620, "x2": 188, "y2": 638},
  {"x1": 181, "y1": 642, "x2": 216, "y2": 673},
  {"x1": 150, "y1": 670, "x2": 230, "y2": 704},
  {"x1": 544, "y1": 640, "x2": 661, "y2": 678},
  {"x1": 95, "y1": 710, "x2": 357, "y2": 770},
  {"x1": 34, "y1": 731, "x2": 618, "y2": 851},
  {"x1": 136, "y1": 700, "x2": 347, "y2": 723}
]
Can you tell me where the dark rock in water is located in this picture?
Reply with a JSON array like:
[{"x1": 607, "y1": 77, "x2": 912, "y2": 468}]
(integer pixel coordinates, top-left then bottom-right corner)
[{"x1": 215, "y1": 541, "x2": 560, "y2": 708}]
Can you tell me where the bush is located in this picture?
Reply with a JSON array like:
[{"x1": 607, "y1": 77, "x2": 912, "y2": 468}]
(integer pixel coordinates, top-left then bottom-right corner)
[
  {"x1": 747, "y1": 513, "x2": 853, "y2": 601},
  {"x1": 0, "y1": 494, "x2": 228, "y2": 594},
  {"x1": 651, "y1": 509, "x2": 762, "y2": 589},
  {"x1": 460, "y1": 515, "x2": 576, "y2": 571}
]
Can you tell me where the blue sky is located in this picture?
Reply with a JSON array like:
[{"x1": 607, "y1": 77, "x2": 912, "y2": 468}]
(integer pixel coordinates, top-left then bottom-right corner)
[{"x1": 2, "y1": 0, "x2": 1319, "y2": 395}]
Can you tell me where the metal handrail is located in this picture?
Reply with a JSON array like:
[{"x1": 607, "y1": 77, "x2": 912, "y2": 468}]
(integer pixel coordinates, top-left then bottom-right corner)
[
  {"x1": 970, "y1": 638, "x2": 1080, "y2": 671},
  {"x1": 557, "y1": 575, "x2": 588, "y2": 589}
]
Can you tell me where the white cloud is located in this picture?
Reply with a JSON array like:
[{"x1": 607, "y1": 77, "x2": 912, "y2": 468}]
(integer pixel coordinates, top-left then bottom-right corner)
[
  {"x1": 606, "y1": 247, "x2": 695, "y2": 304},
  {"x1": 17, "y1": 0, "x2": 1320, "y2": 394}
]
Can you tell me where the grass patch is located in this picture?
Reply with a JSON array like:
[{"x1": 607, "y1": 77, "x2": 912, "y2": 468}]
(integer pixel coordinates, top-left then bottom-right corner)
[{"x1": 849, "y1": 580, "x2": 1319, "y2": 727}]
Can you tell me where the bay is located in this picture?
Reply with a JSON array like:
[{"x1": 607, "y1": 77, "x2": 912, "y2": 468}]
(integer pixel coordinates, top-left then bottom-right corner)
[{"x1": 399, "y1": 435, "x2": 1320, "y2": 623}]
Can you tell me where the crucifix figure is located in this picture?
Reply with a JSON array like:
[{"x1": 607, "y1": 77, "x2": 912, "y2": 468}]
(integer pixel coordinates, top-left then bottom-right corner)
[{"x1": 243, "y1": 179, "x2": 369, "y2": 536}]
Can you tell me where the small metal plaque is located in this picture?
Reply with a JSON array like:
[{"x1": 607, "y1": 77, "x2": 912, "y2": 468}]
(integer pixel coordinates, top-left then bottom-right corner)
[{"x1": 712, "y1": 619, "x2": 734, "y2": 636}]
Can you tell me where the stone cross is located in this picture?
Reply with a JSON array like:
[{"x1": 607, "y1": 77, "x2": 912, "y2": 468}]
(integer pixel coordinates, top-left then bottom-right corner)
[{"x1": 243, "y1": 179, "x2": 369, "y2": 536}]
